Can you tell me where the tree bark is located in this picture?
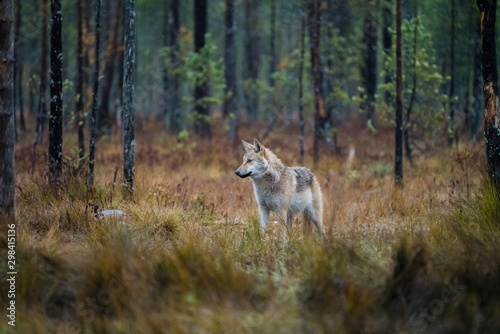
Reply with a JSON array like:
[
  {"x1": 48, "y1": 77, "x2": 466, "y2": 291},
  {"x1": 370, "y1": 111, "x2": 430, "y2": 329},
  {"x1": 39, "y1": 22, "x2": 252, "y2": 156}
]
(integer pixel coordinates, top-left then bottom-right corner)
[
  {"x1": 395, "y1": 0, "x2": 403, "y2": 187},
  {"x1": 123, "y1": 0, "x2": 136, "y2": 190},
  {"x1": 223, "y1": 0, "x2": 238, "y2": 142},
  {"x1": 98, "y1": 0, "x2": 122, "y2": 135},
  {"x1": 89, "y1": 0, "x2": 101, "y2": 186},
  {"x1": 307, "y1": 0, "x2": 328, "y2": 163},
  {"x1": 49, "y1": 0, "x2": 63, "y2": 183},
  {"x1": 0, "y1": 0, "x2": 15, "y2": 222},
  {"x1": 14, "y1": 0, "x2": 25, "y2": 135},
  {"x1": 76, "y1": 0, "x2": 85, "y2": 165},
  {"x1": 448, "y1": 0, "x2": 456, "y2": 146},
  {"x1": 243, "y1": 0, "x2": 259, "y2": 122},
  {"x1": 193, "y1": 0, "x2": 210, "y2": 138},
  {"x1": 477, "y1": 0, "x2": 500, "y2": 186}
]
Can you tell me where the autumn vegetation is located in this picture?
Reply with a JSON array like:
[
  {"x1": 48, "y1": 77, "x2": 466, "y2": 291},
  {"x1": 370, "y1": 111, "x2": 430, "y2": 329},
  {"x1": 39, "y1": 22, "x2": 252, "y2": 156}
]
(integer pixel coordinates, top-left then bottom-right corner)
[{"x1": 1, "y1": 116, "x2": 499, "y2": 333}]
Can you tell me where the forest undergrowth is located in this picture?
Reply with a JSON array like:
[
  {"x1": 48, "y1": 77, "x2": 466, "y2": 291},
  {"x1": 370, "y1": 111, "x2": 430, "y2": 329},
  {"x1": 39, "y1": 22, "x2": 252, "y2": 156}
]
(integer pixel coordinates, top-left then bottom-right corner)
[{"x1": 2, "y1": 117, "x2": 500, "y2": 333}]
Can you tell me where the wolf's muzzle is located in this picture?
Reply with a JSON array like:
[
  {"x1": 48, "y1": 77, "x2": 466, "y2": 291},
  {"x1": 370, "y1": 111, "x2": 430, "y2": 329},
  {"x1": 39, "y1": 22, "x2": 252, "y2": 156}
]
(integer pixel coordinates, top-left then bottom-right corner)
[{"x1": 235, "y1": 170, "x2": 252, "y2": 178}]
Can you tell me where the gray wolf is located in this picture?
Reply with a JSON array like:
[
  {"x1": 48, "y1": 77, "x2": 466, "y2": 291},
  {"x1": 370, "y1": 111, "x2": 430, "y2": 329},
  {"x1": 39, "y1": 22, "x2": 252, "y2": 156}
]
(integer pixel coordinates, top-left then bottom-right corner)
[{"x1": 235, "y1": 139, "x2": 325, "y2": 238}]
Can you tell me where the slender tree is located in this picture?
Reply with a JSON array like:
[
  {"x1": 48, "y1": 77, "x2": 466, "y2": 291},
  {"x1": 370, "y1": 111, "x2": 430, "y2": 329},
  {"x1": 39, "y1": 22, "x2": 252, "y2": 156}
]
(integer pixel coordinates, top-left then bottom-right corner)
[
  {"x1": 123, "y1": 0, "x2": 136, "y2": 190},
  {"x1": 76, "y1": 0, "x2": 85, "y2": 165},
  {"x1": 307, "y1": 0, "x2": 328, "y2": 162},
  {"x1": 89, "y1": 0, "x2": 101, "y2": 186},
  {"x1": 193, "y1": 0, "x2": 210, "y2": 138},
  {"x1": 395, "y1": 0, "x2": 403, "y2": 187},
  {"x1": 32, "y1": 0, "x2": 49, "y2": 175},
  {"x1": 98, "y1": 0, "x2": 122, "y2": 134},
  {"x1": 14, "y1": 0, "x2": 25, "y2": 136},
  {"x1": 448, "y1": 0, "x2": 456, "y2": 146},
  {"x1": 477, "y1": 0, "x2": 500, "y2": 186},
  {"x1": 243, "y1": 0, "x2": 259, "y2": 122},
  {"x1": 49, "y1": 0, "x2": 63, "y2": 182},
  {"x1": 223, "y1": 0, "x2": 238, "y2": 142},
  {"x1": 0, "y1": 0, "x2": 15, "y2": 221},
  {"x1": 404, "y1": 4, "x2": 417, "y2": 166}
]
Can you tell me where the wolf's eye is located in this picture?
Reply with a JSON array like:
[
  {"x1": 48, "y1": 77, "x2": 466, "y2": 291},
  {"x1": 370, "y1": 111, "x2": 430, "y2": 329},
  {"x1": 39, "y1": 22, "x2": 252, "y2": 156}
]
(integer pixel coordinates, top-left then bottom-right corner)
[{"x1": 247, "y1": 159, "x2": 253, "y2": 163}]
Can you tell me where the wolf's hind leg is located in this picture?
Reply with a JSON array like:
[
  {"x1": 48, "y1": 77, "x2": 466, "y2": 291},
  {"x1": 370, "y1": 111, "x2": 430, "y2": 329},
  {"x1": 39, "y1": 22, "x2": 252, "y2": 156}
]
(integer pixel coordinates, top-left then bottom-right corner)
[{"x1": 305, "y1": 206, "x2": 325, "y2": 239}]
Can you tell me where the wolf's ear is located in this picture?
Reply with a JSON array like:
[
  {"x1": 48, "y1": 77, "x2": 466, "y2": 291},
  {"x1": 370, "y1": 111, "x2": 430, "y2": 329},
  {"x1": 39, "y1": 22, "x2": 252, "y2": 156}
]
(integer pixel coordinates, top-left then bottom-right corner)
[
  {"x1": 242, "y1": 140, "x2": 253, "y2": 152},
  {"x1": 253, "y1": 139, "x2": 263, "y2": 153}
]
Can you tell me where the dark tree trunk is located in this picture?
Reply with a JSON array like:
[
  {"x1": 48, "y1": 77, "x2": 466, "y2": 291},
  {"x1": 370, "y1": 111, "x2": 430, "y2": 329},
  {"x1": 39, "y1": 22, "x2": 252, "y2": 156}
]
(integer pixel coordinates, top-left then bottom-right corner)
[
  {"x1": 14, "y1": 0, "x2": 25, "y2": 136},
  {"x1": 307, "y1": 0, "x2": 328, "y2": 163},
  {"x1": 382, "y1": 0, "x2": 392, "y2": 103},
  {"x1": 0, "y1": 0, "x2": 15, "y2": 222},
  {"x1": 32, "y1": 0, "x2": 49, "y2": 175},
  {"x1": 472, "y1": 15, "x2": 482, "y2": 144},
  {"x1": 362, "y1": 5, "x2": 378, "y2": 124},
  {"x1": 76, "y1": 0, "x2": 85, "y2": 165},
  {"x1": 298, "y1": 16, "x2": 306, "y2": 162},
  {"x1": 98, "y1": 0, "x2": 122, "y2": 135},
  {"x1": 243, "y1": 0, "x2": 259, "y2": 122},
  {"x1": 167, "y1": 0, "x2": 181, "y2": 134},
  {"x1": 404, "y1": 3, "x2": 417, "y2": 167},
  {"x1": 448, "y1": 0, "x2": 456, "y2": 146},
  {"x1": 193, "y1": 0, "x2": 210, "y2": 138},
  {"x1": 395, "y1": 0, "x2": 403, "y2": 187},
  {"x1": 269, "y1": 0, "x2": 276, "y2": 87},
  {"x1": 123, "y1": 0, "x2": 136, "y2": 190},
  {"x1": 223, "y1": 0, "x2": 238, "y2": 142},
  {"x1": 49, "y1": 0, "x2": 63, "y2": 183},
  {"x1": 89, "y1": 0, "x2": 101, "y2": 186},
  {"x1": 477, "y1": 0, "x2": 500, "y2": 186}
]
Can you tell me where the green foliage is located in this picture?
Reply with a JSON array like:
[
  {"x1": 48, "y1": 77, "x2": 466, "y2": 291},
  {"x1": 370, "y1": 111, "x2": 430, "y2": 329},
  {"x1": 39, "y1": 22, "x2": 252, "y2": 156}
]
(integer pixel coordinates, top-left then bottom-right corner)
[{"x1": 377, "y1": 16, "x2": 450, "y2": 139}]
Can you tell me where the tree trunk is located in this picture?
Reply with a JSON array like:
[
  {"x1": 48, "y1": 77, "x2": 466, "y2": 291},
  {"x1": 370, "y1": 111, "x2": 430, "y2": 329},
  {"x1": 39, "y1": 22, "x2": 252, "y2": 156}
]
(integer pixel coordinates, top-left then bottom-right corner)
[
  {"x1": 32, "y1": 0, "x2": 48, "y2": 175},
  {"x1": 243, "y1": 0, "x2": 259, "y2": 122},
  {"x1": 383, "y1": 0, "x2": 392, "y2": 103},
  {"x1": 362, "y1": 5, "x2": 378, "y2": 124},
  {"x1": 89, "y1": 0, "x2": 101, "y2": 186},
  {"x1": 395, "y1": 0, "x2": 403, "y2": 187},
  {"x1": 223, "y1": 0, "x2": 238, "y2": 142},
  {"x1": 98, "y1": 0, "x2": 122, "y2": 135},
  {"x1": 307, "y1": 0, "x2": 328, "y2": 163},
  {"x1": 298, "y1": 16, "x2": 306, "y2": 162},
  {"x1": 14, "y1": 0, "x2": 25, "y2": 136},
  {"x1": 448, "y1": 0, "x2": 456, "y2": 146},
  {"x1": 76, "y1": 0, "x2": 85, "y2": 165},
  {"x1": 404, "y1": 5, "x2": 417, "y2": 167},
  {"x1": 123, "y1": 0, "x2": 136, "y2": 190},
  {"x1": 477, "y1": 0, "x2": 500, "y2": 186},
  {"x1": 168, "y1": 0, "x2": 181, "y2": 134},
  {"x1": 0, "y1": 0, "x2": 15, "y2": 222},
  {"x1": 193, "y1": 0, "x2": 210, "y2": 138},
  {"x1": 49, "y1": 0, "x2": 63, "y2": 183}
]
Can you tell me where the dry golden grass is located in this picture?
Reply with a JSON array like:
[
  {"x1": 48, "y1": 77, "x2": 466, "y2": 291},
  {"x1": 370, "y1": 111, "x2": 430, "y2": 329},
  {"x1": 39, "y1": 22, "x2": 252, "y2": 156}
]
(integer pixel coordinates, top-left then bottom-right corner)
[{"x1": 2, "y1": 117, "x2": 499, "y2": 333}]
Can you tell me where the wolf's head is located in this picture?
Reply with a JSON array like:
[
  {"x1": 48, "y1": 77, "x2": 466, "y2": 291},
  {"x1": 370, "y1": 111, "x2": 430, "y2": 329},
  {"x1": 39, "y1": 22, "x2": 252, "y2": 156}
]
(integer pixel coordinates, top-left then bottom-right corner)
[{"x1": 235, "y1": 139, "x2": 269, "y2": 179}]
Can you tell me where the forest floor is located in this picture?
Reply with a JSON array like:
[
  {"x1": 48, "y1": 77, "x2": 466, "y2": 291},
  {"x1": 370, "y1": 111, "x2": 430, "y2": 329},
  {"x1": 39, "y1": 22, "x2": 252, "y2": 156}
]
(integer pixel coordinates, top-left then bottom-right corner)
[{"x1": 2, "y1": 116, "x2": 500, "y2": 333}]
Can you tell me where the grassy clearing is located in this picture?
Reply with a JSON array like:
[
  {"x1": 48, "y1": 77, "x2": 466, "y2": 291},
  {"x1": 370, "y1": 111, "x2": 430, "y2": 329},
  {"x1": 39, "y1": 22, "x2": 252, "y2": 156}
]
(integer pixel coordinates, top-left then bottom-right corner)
[{"x1": 1, "y1": 119, "x2": 500, "y2": 333}]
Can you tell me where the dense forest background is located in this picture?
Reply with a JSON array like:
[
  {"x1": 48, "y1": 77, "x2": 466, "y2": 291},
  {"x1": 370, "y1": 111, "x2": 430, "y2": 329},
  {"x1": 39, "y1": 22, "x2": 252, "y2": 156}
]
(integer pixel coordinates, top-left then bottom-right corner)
[{"x1": 13, "y1": 0, "x2": 490, "y2": 152}]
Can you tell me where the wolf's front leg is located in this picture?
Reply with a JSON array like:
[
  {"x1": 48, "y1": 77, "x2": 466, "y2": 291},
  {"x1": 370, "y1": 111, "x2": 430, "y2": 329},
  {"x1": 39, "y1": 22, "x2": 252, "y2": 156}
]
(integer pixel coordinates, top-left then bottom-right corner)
[{"x1": 258, "y1": 205, "x2": 269, "y2": 236}]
